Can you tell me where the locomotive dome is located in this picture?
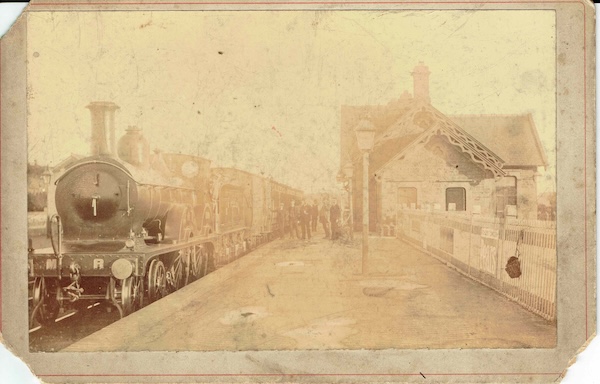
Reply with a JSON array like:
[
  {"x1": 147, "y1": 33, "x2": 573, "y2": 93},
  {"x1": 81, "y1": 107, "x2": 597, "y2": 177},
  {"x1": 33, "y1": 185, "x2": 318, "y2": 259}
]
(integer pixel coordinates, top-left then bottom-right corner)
[{"x1": 117, "y1": 126, "x2": 150, "y2": 168}]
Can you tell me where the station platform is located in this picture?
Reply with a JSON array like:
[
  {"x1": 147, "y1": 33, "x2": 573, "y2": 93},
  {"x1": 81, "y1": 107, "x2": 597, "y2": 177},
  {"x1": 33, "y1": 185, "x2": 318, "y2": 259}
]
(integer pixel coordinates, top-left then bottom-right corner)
[{"x1": 64, "y1": 235, "x2": 556, "y2": 352}]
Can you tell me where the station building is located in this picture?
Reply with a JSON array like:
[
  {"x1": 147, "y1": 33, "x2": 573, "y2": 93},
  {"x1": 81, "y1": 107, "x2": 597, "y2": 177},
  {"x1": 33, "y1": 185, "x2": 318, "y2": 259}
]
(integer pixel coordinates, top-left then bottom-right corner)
[{"x1": 340, "y1": 62, "x2": 548, "y2": 231}]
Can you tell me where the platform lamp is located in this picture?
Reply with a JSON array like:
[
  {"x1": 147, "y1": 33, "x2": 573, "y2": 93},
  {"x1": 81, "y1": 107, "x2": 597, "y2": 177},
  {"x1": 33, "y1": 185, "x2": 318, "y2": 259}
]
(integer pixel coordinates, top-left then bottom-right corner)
[
  {"x1": 41, "y1": 168, "x2": 52, "y2": 186},
  {"x1": 343, "y1": 162, "x2": 355, "y2": 241},
  {"x1": 355, "y1": 119, "x2": 376, "y2": 274}
]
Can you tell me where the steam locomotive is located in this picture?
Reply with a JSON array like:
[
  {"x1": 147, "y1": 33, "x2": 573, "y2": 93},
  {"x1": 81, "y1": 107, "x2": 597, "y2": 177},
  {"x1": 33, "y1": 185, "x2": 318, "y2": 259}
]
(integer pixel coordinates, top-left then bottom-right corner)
[{"x1": 28, "y1": 102, "x2": 302, "y2": 327}]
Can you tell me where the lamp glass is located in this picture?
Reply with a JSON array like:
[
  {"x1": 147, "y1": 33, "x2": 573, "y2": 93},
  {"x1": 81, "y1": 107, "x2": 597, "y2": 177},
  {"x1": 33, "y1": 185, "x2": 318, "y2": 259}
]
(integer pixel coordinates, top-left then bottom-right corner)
[{"x1": 42, "y1": 170, "x2": 52, "y2": 185}]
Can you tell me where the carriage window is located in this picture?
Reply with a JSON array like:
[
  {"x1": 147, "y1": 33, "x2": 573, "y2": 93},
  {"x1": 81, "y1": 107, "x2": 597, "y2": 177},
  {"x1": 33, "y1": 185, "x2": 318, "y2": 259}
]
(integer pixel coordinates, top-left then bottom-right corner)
[{"x1": 446, "y1": 187, "x2": 466, "y2": 211}]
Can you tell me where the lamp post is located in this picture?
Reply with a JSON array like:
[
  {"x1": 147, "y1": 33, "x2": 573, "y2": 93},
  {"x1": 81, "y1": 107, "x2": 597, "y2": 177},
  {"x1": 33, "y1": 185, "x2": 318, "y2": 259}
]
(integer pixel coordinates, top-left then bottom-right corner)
[
  {"x1": 41, "y1": 167, "x2": 53, "y2": 239},
  {"x1": 343, "y1": 162, "x2": 354, "y2": 241},
  {"x1": 355, "y1": 120, "x2": 376, "y2": 274},
  {"x1": 41, "y1": 168, "x2": 52, "y2": 209}
]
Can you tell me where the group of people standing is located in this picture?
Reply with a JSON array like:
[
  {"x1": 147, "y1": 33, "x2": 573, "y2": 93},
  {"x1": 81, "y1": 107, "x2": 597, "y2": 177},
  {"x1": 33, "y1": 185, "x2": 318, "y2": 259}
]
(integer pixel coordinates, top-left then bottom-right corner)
[{"x1": 276, "y1": 198, "x2": 342, "y2": 241}]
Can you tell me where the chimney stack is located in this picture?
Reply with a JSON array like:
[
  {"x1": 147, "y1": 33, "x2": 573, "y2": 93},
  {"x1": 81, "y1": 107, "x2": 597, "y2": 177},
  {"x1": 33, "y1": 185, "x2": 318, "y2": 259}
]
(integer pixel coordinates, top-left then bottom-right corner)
[
  {"x1": 411, "y1": 62, "x2": 431, "y2": 103},
  {"x1": 86, "y1": 101, "x2": 120, "y2": 156}
]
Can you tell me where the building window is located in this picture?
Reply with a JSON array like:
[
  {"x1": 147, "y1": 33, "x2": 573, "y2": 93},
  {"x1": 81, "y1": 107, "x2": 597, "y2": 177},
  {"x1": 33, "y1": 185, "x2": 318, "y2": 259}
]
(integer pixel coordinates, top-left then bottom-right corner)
[
  {"x1": 446, "y1": 187, "x2": 466, "y2": 211},
  {"x1": 496, "y1": 176, "x2": 517, "y2": 218},
  {"x1": 398, "y1": 187, "x2": 417, "y2": 209}
]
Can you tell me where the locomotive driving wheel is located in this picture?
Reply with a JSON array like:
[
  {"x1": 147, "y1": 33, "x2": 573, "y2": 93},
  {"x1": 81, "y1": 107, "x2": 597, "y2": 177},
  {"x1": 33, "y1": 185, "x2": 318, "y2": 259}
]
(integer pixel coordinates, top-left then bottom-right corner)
[
  {"x1": 180, "y1": 246, "x2": 192, "y2": 286},
  {"x1": 178, "y1": 227, "x2": 194, "y2": 287},
  {"x1": 30, "y1": 277, "x2": 60, "y2": 327},
  {"x1": 147, "y1": 259, "x2": 167, "y2": 303},
  {"x1": 166, "y1": 253, "x2": 186, "y2": 293},
  {"x1": 190, "y1": 245, "x2": 206, "y2": 280},
  {"x1": 121, "y1": 276, "x2": 143, "y2": 316},
  {"x1": 108, "y1": 276, "x2": 143, "y2": 317}
]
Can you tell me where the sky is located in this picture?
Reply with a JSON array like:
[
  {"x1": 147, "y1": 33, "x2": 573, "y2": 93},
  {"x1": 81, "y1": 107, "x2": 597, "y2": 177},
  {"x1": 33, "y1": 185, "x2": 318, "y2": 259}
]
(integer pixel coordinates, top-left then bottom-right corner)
[{"x1": 27, "y1": 10, "x2": 555, "y2": 194}]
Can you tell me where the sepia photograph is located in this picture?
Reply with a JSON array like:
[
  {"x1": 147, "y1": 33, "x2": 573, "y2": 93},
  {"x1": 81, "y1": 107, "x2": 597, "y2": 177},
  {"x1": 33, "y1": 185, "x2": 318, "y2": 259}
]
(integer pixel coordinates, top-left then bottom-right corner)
[
  {"x1": 25, "y1": 9, "x2": 557, "y2": 352},
  {"x1": 0, "y1": 1, "x2": 595, "y2": 382}
]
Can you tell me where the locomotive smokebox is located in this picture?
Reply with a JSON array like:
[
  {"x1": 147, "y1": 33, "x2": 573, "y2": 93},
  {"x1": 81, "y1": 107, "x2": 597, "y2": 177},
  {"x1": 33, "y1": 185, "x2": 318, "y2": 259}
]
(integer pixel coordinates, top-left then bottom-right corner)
[{"x1": 87, "y1": 101, "x2": 120, "y2": 157}]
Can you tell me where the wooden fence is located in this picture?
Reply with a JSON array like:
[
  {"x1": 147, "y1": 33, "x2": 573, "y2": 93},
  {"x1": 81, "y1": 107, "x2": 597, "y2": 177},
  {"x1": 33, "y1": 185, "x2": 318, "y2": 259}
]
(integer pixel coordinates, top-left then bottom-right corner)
[{"x1": 396, "y1": 208, "x2": 556, "y2": 321}]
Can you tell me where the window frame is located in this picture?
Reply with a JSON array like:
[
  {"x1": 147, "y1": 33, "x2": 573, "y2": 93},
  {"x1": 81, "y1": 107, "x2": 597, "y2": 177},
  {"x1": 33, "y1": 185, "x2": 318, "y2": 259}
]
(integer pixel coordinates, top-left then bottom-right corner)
[{"x1": 445, "y1": 187, "x2": 466, "y2": 211}]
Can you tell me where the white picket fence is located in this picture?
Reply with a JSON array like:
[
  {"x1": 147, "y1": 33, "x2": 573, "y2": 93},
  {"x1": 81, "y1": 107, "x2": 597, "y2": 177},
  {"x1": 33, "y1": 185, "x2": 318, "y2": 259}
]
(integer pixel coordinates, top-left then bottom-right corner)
[
  {"x1": 396, "y1": 208, "x2": 556, "y2": 321},
  {"x1": 27, "y1": 211, "x2": 47, "y2": 236}
]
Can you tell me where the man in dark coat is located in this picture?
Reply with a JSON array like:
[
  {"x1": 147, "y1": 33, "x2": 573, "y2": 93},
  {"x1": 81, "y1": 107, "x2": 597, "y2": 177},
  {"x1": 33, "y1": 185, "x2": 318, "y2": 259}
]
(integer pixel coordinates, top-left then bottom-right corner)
[
  {"x1": 319, "y1": 201, "x2": 331, "y2": 239},
  {"x1": 330, "y1": 198, "x2": 341, "y2": 240},
  {"x1": 300, "y1": 199, "x2": 312, "y2": 240},
  {"x1": 289, "y1": 200, "x2": 299, "y2": 239},
  {"x1": 276, "y1": 203, "x2": 286, "y2": 239},
  {"x1": 310, "y1": 199, "x2": 319, "y2": 232}
]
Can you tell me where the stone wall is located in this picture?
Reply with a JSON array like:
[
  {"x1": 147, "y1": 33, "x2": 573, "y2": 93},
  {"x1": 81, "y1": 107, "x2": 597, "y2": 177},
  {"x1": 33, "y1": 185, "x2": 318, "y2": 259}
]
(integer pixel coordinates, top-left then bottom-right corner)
[{"x1": 378, "y1": 136, "x2": 497, "y2": 223}]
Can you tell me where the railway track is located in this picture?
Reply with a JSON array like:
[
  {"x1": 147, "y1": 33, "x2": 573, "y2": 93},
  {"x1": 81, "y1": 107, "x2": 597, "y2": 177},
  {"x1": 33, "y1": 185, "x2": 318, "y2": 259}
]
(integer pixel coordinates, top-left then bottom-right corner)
[
  {"x1": 29, "y1": 301, "x2": 120, "y2": 352},
  {"x1": 27, "y1": 236, "x2": 120, "y2": 351}
]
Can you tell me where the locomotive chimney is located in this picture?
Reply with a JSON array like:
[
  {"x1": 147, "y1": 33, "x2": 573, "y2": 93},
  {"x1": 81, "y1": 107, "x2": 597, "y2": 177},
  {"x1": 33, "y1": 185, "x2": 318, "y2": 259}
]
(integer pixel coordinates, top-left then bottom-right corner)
[
  {"x1": 411, "y1": 62, "x2": 431, "y2": 103},
  {"x1": 86, "y1": 101, "x2": 120, "y2": 156}
]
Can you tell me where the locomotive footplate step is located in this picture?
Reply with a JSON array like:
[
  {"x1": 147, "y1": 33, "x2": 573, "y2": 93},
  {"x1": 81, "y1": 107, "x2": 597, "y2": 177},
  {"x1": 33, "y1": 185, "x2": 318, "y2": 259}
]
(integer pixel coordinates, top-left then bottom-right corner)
[{"x1": 64, "y1": 236, "x2": 556, "y2": 352}]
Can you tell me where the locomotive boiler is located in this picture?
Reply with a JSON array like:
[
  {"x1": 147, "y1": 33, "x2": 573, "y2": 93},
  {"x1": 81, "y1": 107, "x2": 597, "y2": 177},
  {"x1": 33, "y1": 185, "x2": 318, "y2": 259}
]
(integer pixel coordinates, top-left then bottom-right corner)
[{"x1": 28, "y1": 101, "x2": 303, "y2": 328}]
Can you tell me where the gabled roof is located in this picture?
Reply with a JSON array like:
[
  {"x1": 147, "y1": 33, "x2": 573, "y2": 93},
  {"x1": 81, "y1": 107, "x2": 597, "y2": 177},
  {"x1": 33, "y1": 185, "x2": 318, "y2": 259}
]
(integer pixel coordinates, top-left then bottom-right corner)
[
  {"x1": 370, "y1": 133, "x2": 421, "y2": 175},
  {"x1": 343, "y1": 100, "x2": 507, "y2": 177},
  {"x1": 374, "y1": 104, "x2": 506, "y2": 177},
  {"x1": 449, "y1": 114, "x2": 548, "y2": 167},
  {"x1": 341, "y1": 99, "x2": 548, "y2": 178},
  {"x1": 340, "y1": 94, "x2": 418, "y2": 167},
  {"x1": 51, "y1": 153, "x2": 85, "y2": 173}
]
